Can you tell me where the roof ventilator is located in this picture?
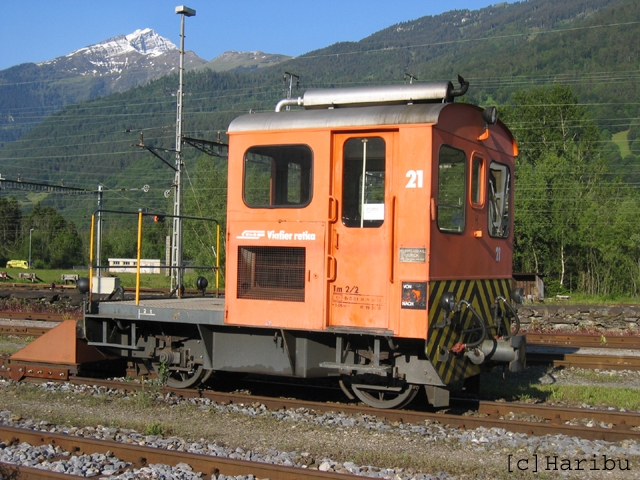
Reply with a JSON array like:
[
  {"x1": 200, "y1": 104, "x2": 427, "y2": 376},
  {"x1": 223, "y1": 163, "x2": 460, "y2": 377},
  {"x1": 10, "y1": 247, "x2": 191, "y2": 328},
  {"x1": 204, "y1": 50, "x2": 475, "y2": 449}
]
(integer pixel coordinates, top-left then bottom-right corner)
[{"x1": 275, "y1": 75, "x2": 469, "y2": 112}]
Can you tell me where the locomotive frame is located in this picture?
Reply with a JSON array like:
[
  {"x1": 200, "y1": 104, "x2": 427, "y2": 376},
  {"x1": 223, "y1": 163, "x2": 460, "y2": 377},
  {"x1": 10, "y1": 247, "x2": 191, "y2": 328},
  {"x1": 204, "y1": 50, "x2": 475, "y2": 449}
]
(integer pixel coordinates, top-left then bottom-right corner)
[{"x1": 14, "y1": 78, "x2": 526, "y2": 409}]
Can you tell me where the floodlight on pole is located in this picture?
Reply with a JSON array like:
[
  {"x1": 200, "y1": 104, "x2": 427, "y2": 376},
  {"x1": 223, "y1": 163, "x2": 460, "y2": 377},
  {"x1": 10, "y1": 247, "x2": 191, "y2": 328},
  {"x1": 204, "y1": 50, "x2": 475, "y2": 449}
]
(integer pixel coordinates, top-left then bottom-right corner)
[
  {"x1": 170, "y1": 5, "x2": 195, "y2": 295},
  {"x1": 175, "y1": 5, "x2": 195, "y2": 16}
]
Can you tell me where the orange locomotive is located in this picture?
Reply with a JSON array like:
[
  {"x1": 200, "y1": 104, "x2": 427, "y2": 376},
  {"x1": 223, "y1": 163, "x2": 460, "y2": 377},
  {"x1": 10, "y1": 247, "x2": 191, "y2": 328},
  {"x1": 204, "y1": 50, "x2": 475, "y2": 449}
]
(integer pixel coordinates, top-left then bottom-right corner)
[
  {"x1": 222, "y1": 77, "x2": 524, "y2": 407},
  {"x1": 11, "y1": 78, "x2": 525, "y2": 408}
]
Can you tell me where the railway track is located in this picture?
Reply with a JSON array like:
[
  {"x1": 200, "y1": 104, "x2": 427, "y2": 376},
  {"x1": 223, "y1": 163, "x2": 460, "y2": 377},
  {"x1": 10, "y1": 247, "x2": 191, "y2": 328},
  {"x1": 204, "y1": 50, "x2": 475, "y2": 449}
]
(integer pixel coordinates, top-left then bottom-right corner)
[
  {"x1": 5, "y1": 374, "x2": 637, "y2": 443},
  {"x1": 2, "y1": 318, "x2": 640, "y2": 443},
  {"x1": 0, "y1": 312, "x2": 78, "y2": 323},
  {"x1": 1, "y1": 362, "x2": 639, "y2": 476},
  {"x1": 0, "y1": 425, "x2": 357, "y2": 480},
  {"x1": 527, "y1": 332, "x2": 640, "y2": 349},
  {"x1": 0, "y1": 313, "x2": 70, "y2": 339},
  {"x1": 0, "y1": 283, "x2": 221, "y2": 296},
  {"x1": 527, "y1": 351, "x2": 640, "y2": 370},
  {"x1": 525, "y1": 332, "x2": 640, "y2": 370}
]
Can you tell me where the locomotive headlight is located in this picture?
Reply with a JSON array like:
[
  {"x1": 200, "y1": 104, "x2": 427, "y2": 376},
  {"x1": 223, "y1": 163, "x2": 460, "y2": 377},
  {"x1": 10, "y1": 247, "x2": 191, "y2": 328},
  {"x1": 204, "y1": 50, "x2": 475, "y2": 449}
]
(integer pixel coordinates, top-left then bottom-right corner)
[
  {"x1": 482, "y1": 106, "x2": 498, "y2": 125},
  {"x1": 439, "y1": 292, "x2": 456, "y2": 314}
]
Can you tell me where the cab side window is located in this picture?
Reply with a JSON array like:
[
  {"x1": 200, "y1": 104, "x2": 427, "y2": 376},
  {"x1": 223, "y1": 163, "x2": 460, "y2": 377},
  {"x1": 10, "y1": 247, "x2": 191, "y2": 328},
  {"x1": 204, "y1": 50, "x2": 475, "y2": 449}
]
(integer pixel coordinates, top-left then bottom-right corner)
[
  {"x1": 342, "y1": 137, "x2": 386, "y2": 228},
  {"x1": 471, "y1": 155, "x2": 484, "y2": 207},
  {"x1": 437, "y1": 145, "x2": 466, "y2": 233},
  {"x1": 488, "y1": 161, "x2": 511, "y2": 238},
  {"x1": 243, "y1": 145, "x2": 312, "y2": 208}
]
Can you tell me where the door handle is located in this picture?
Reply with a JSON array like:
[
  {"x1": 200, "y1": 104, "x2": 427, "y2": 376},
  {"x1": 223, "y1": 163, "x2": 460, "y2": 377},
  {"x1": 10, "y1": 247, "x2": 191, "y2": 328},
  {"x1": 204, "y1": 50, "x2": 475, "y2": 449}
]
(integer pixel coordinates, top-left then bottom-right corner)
[
  {"x1": 327, "y1": 255, "x2": 337, "y2": 282},
  {"x1": 328, "y1": 196, "x2": 338, "y2": 223}
]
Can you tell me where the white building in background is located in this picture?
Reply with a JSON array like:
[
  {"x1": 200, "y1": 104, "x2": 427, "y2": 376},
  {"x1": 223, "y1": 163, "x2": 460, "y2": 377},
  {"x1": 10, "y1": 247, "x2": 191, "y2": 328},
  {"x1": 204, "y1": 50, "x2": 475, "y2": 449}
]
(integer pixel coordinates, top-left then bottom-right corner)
[{"x1": 108, "y1": 258, "x2": 164, "y2": 274}]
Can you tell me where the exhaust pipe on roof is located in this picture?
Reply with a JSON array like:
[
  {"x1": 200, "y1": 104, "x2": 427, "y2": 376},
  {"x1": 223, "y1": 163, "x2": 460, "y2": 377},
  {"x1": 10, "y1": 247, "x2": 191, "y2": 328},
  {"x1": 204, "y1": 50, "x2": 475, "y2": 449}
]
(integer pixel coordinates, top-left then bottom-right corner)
[
  {"x1": 275, "y1": 97, "x2": 304, "y2": 112},
  {"x1": 274, "y1": 75, "x2": 470, "y2": 112},
  {"x1": 449, "y1": 75, "x2": 469, "y2": 99}
]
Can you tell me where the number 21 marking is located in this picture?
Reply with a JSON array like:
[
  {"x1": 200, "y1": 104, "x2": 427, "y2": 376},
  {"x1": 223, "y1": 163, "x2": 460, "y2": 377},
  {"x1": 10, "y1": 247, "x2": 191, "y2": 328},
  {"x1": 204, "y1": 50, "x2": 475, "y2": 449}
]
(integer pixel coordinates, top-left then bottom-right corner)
[{"x1": 406, "y1": 170, "x2": 424, "y2": 188}]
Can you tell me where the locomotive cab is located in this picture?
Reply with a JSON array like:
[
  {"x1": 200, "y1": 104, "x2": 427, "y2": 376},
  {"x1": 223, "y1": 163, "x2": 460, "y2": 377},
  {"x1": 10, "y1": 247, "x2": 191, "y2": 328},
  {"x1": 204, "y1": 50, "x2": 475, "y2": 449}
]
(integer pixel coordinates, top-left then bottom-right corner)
[{"x1": 224, "y1": 79, "x2": 525, "y2": 407}]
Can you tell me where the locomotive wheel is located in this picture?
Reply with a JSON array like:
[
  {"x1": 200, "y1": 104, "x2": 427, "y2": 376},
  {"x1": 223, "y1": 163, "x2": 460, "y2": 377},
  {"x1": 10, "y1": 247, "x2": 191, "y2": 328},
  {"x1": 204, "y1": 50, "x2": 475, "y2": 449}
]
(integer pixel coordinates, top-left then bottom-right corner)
[
  {"x1": 344, "y1": 376, "x2": 418, "y2": 409},
  {"x1": 153, "y1": 363, "x2": 209, "y2": 389},
  {"x1": 201, "y1": 368, "x2": 214, "y2": 384}
]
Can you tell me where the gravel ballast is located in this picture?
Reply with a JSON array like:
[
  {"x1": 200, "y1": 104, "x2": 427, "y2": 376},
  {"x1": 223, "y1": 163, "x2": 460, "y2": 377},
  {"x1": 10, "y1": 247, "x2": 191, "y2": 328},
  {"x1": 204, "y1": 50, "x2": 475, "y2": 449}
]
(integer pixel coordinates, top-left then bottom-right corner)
[{"x1": 2, "y1": 375, "x2": 640, "y2": 479}]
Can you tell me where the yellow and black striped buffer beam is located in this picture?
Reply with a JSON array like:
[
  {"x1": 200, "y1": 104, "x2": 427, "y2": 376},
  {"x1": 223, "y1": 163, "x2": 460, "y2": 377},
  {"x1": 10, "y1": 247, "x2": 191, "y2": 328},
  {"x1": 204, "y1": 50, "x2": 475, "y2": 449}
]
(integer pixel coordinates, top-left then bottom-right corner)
[{"x1": 427, "y1": 278, "x2": 513, "y2": 384}]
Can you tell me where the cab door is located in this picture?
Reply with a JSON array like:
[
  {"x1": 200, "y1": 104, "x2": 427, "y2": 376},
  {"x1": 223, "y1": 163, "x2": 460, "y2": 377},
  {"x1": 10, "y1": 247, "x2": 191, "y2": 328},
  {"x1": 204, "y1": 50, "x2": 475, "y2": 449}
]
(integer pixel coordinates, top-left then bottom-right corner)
[{"x1": 328, "y1": 132, "x2": 395, "y2": 330}]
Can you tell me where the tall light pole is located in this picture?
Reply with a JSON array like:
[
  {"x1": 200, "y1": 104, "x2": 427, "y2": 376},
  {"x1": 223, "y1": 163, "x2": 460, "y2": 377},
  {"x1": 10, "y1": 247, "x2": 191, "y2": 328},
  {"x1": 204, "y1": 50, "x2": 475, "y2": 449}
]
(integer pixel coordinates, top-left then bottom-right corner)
[
  {"x1": 28, "y1": 228, "x2": 34, "y2": 267},
  {"x1": 170, "y1": 5, "x2": 195, "y2": 295}
]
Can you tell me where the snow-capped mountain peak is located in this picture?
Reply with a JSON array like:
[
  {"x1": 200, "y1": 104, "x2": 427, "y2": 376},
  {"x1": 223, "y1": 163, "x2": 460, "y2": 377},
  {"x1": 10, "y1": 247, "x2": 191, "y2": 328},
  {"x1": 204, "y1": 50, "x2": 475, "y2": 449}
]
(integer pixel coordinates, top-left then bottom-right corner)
[
  {"x1": 125, "y1": 28, "x2": 177, "y2": 56},
  {"x1": 31, "y1": 28, "x2": 205, "y2": 94},
  {"x1": 61, "y1": 28, "x2": 177, "y2": 61}
]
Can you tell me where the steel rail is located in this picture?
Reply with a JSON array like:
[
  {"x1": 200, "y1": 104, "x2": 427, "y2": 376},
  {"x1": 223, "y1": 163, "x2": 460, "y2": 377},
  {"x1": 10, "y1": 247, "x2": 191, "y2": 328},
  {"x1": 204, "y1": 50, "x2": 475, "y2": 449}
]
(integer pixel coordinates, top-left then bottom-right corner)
[
  {"x1": 474, "y1": 400, "x2": 640, "y2": 428},
  {"x1": 0, "y1": 325, "x2": 51, "y2": 338},
  {"x1": 0, "y1": 284, "x2": 225, "y2": 296},
  {"x1": 0, "y1": 425, "x2": 361, "y2": 480},
  {"x1": 0, "y1": 283, "x2": 79, "y2": 290},
  {"x1": 527, "y1": 352, "x2": 640, "y2": 370},
  {"x1": 0, "y1": 312, "x2": 76, "y2": 322},
  {"x1": 3, "y1": 374, "x2": 640, "y2": 442},
  {"x1": 527, "y1": 332, "x2": 640, "y2": 349},
  {"x1": 0, "y1": 462, "x2": 76, "y2": 479},
  {"x1": 62, "y1": 377, "x2": 640, "y2": 442}
]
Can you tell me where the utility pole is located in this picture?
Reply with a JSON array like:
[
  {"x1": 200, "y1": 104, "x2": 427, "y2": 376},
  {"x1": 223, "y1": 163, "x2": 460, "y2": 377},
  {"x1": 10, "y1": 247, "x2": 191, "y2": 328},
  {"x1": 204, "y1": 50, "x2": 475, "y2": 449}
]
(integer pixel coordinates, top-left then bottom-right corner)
[
  {"x1": 96, "y1": 185, "x2": 103, "y2": 276},
  {"x1": 283, "y1": 72, "x2": 299, "y2": 111},
  {"x1": 28, "y1": 228, "x2": 34, "y2": 267},
  {"x1": 404, "y1": 73, "x2": 418, "y2": 84},
  {"x1": 171, "y1": 5, "x2": 196, "y2": 294}
]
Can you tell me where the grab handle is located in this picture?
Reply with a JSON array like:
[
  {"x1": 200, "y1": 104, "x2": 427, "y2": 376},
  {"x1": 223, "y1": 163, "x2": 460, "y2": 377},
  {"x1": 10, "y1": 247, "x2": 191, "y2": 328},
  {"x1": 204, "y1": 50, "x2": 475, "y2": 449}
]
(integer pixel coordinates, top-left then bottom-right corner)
[
  {"x1": 327, "y1": 255, "x2": 337, "y2": 282},
  {"x1": 389, "y1": 196, "x2": 396, "y2": 284},
  {"x1": 328, "y1": 196, "x2": 338, "y2": 223}
]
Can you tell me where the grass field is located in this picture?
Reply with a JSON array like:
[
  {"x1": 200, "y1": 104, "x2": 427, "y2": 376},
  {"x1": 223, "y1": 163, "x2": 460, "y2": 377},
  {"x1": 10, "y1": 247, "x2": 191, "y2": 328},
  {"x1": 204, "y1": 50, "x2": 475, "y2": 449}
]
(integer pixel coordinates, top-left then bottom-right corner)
[
  {"x1": 612, "y1": 129, "x2": 630, "y2": 158},
  {"x1": 0, "y1": 266, "x2": 223, "y2": 290}
]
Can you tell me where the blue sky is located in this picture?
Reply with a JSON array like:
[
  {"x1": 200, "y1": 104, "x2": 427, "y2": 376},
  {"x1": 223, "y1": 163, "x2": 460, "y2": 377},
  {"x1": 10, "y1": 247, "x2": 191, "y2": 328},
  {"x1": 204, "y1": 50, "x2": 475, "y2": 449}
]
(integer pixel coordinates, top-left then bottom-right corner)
[{"x1": 0, "y1": 0, "x2": 504, "y2": 71}]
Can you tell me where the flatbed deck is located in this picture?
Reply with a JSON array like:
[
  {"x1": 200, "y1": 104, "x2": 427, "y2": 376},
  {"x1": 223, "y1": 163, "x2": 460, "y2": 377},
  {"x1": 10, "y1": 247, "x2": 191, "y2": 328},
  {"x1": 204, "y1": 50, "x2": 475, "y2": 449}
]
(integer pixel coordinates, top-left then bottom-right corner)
[{"x1": 89, "y1": 295, "x2": 226, "y2": 325}]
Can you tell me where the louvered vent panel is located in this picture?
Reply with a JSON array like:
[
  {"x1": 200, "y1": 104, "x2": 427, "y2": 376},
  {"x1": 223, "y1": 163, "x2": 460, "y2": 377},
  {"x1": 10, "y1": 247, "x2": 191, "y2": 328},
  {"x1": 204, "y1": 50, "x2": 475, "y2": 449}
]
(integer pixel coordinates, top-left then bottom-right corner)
[{"x1": 237, "y1": 246, "x2": 305, "y2": 302}]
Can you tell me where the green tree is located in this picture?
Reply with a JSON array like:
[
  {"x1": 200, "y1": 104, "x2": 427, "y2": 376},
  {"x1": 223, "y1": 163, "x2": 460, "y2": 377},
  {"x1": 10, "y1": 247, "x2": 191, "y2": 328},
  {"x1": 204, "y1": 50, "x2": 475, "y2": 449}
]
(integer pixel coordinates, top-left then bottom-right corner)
[
  {"x1": 49, "y1": 221, "x2": 83, "y2": 268},
  {"x1": 100, "y1": 218, "x2": 168, "y2": 262},
  {"x1": 504, "y1": 85, "x2": 605, "y2": 291},
  {"x1": 504, "y1": 84, "x2": 600, "y2": 167},
  {"x1": 24, "y1": 202, "x2": 85, "y2": 268},
  {"x1": 183, "y1": 155, "x2": 228, "y2": 286},
  {"x1": 0, "y1": 196, "x2": 22, "y2": 248}
]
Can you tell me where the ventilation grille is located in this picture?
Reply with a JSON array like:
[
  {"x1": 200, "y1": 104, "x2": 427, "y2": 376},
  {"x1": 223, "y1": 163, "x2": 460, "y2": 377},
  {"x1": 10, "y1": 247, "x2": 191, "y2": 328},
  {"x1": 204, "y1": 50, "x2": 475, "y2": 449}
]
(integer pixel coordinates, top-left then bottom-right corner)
[{"x1": 237, "y1": 246, "x2": 305, "y2": 302}]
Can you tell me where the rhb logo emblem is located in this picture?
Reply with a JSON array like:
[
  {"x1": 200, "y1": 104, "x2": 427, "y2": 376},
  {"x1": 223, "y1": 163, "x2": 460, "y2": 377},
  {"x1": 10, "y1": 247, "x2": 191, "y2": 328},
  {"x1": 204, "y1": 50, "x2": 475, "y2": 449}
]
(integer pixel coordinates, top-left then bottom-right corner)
[{"x1": 237, "y1": 230, "x2": 265, "y2": 240}]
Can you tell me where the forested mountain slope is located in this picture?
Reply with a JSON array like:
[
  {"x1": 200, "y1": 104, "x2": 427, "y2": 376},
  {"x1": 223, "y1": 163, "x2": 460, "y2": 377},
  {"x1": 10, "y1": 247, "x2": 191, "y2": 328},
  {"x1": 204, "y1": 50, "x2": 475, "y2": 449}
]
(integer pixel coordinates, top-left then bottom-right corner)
[
  {"x1": 0, "y1": 29, "x2": 205, "y2": 144},
  {"x1": 0, "y1": 0, "x2": 637, "y2": 224}
]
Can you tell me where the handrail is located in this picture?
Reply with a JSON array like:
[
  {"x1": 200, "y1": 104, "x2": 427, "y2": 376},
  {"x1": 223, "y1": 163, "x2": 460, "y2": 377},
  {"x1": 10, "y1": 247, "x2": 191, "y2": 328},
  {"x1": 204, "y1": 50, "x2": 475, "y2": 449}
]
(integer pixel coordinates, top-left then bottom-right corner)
[
  {"x1": 216, "y1": 224, "x2": 220, "y2": 293},
  {"x1": 89, "y1": 208, "x2": 222, "y2": 304},
  {"x1": 89, "y1": 215, "x2": 96, "y2": 304},
  {"x1": 91, "y1": 208, "x2": 221, "y2": 226},
  {"x1": 389, "y1": 196, "x2": 396, "y2": 284},
  {"x1": 136, "y1": 210, "x2": 143, "y2": 305}
]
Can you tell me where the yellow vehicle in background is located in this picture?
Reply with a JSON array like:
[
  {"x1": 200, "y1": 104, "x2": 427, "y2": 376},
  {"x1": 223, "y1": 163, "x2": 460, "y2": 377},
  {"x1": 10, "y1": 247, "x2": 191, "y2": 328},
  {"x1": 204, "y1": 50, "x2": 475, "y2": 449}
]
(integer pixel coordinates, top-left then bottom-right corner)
[{"x1": 6, "y1": 260, "x2": 28, "y2": 269}]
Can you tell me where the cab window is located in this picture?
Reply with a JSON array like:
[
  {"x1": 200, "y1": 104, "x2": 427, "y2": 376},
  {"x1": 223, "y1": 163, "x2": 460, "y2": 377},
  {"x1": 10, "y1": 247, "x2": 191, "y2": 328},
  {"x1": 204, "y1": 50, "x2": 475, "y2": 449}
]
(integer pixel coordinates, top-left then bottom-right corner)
[
  {"x1": 488, "y1": 161, "x2": 511, "y2": 238},
  {"x1": 243, "y1": 145, "x2": 312, "y2": 208},
  {"x1": 471, "y1": 154, "x2": 484, "y2": 207},
  {"x1": 342, "y1": 137, "x2": 386, "y2": 228},
  {"x1": 437, "y1": 145, "x2": 466, "y2": 233}
]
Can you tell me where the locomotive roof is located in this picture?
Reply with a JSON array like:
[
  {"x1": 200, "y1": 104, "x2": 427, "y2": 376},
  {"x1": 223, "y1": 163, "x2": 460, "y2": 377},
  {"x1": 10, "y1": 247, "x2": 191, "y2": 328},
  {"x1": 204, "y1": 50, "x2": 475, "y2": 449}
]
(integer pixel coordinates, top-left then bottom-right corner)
[{"x1": 228, "y1": 102, "x2": 451, "y2": 132}]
